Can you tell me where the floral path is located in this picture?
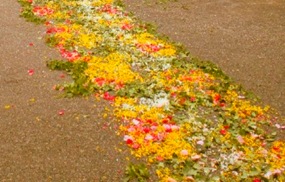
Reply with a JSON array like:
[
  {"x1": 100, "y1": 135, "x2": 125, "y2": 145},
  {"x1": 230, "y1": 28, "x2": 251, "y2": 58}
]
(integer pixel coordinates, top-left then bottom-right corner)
[{"x1": 18, "y1": 0, "x2": 285, "y2": 181}]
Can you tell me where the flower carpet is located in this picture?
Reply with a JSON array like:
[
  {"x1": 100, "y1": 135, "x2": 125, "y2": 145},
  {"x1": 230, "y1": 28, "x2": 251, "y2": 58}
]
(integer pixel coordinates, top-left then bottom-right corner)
[{"x1": 19, "y1": 0, "x2": 285, "y2": 181}]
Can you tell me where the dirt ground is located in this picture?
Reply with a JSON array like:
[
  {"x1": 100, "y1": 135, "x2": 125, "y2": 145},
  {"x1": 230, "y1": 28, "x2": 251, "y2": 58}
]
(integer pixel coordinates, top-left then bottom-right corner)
[
  {"x1": 0, "y1": 0, "x2": 284, "y2": 181},
  {"x1": 123, "y1": 0, "x2": 285, "y2": 116},
  {"x1": 0, "y1": 0, "x2": 137, "y2": 181}
]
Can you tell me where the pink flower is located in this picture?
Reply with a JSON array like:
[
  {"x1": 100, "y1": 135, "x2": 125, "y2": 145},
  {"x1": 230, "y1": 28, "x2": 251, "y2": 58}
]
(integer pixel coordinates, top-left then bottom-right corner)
[
  {"x1": 127, "y1": 127, "x2": 135, "y2": 133},
  {"x1": 237, "y1": 135, "x2": 245, "y2": 144},
  {"x1": 132, "y1": 119, "x2": 140, "y2": 125},
  {"x1": 150, "y1": 125, "x2": 157, "y2": 131},
  {"x1": 156, "y1": 133, "x2": 166, "y2": 141},
  {"x1": 60, "y1": 49, "x2": 80, "y2": 62},
  {"x1": 171, "y1": 125, "x2": 179, "y2": 131},
  {"x1": 132, "y1": 143, "x2": 140, "y2": 149},
  {"x1": 180, "y1": 149, "x2": 189, "y2": 156},
  {"x1": 145, "y1": 134, "x2": 153, "y2": 141},
  {"x1": 197, "y1": 140, "x2": 204, "y2": 145},
  {"x1": 163, "y1": 124, "x2": 172, "y2": 132},
  {"x1": 101, "y1": 4, "x2": 118, "y2": 14}
]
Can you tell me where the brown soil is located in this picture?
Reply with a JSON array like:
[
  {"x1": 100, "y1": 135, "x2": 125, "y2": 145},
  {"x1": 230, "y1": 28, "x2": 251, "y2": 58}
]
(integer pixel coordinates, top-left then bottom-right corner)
[
  {"x1": 123, "y1": 0, "x2": 285, "y2": 116},
  {"x1": 0, "y1": 0, "x2": 284, "y2": 181}
]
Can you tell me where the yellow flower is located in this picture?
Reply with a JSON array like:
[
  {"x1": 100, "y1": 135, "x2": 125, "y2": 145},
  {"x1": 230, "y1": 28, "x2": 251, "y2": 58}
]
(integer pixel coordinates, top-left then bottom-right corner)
[
  {"x1": 85, "y1": 52, "x2": 142, "y2": 84},
  {"x1": 92, "y1": 0, "x2": 114, "y2": 7}
]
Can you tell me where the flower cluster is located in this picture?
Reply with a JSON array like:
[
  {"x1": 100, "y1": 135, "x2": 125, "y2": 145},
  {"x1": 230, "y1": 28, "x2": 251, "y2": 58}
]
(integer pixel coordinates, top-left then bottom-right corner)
[{"x1": 19, "y1": 0, "x2": 285, "y2": 181}]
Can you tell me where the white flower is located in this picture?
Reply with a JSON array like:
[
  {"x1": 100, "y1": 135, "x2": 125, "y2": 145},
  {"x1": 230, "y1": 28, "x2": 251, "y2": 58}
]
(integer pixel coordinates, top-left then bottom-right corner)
[
  {"x1": 191, "y1": 154, "x2": 201, "y2": 160},
  {"x1": 264, "y1": 171, "x2": 272, "y2": 179},
  {"x1": 132, "y1": 119, "x2": 140, "y2": 125},
  {"x1": 123, "y1": 135, "x2": 133, "y2": 141},
  {"x1": 145, "y1": 134, "x2": 153, "y2": 141},
  {"x1": 197, "y1": 140, "x2": 204, "y2": 145}
]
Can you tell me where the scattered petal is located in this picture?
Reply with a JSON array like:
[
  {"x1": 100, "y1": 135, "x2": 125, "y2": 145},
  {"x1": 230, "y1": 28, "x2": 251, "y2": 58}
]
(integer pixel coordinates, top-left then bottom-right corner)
[
  {"x1": 28, "y1": 69, "x2": 34, "y2": 76},
  {"x1": 58, "y1": 110, "x2": 65, "y2": 116}
]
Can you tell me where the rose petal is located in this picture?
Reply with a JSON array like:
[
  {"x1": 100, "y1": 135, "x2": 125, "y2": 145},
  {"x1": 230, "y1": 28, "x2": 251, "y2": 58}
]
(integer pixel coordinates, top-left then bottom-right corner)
[{"x1": 28, "y1": 69, "x2": 34, "y2": 76}]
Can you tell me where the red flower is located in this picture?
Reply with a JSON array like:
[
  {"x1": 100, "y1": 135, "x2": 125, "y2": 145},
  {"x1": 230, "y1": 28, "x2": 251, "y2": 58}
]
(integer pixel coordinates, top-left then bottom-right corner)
[
  {"x1": 60, "y1": 49, "x2": 80, "y2": 62},
  {"x1": 103, "y1": 92, "x2": 115, "y2": 101},
  {"x1": 126, "y1": 139, "x2": 133, "y2": 145},
  {"x1": 136, "y1": 43, "x2": 160, "y2": 53},
  {"x1": 220, "y1": 129, "x2": 227, "y2": 135},
  {"x1": 273, "y1": 146, "x2": 280, "y2": 152},
  {"x1": 167, "y1": 115, "x2": 173, "y2": 120},
  {"x1": 94, "y1": 77, "x2": 106, "y2": 86},
  {"x1": 115, "y1": 82, "x2": 124, "y2": 90},
  {"x1": 252, "y1": 178, "x2": 261, "y2": 182},
  {"x1": 224, "y1": 125, "x2": 230, "y2": 130},
  {"x1": 146, "y1": 119, "x2": 153, "y2": 124},
  {"x1": 179, "y1": 98, "x2": 186, "y2": 105},
  {"x1": 143, "y1": 127, "x2": 151, "y2": 133},
  {"x1": 220, "y1": 102, "x2": 226, "y2": 107},
  {"x1": 182, "y1": 76, "x2": 192, "y2": 82},
  {"x1": 46, "y1": 27, "x2": 66, "y2": 34},
  {"x1": 213, "y1": 94, "x2": 221, "y2": 104},
  {"x1": 156, "y1": 156, "x2": 164, "y2": 161},
  {"x1": 121, "y1": 23, "x2": 133, "y2": 31},
  {"x1": 162, "y1": 118, "x2": 169, "y2": 124},
  {"x1": 102, "y1": 4, "x2": 118, "y2": 14},
  {"x1": 33, "y1": 6, "x2": 54, "y2": 16},
  {"x1": 171, "y1": 92, "x2": 177, "y2": 98}
]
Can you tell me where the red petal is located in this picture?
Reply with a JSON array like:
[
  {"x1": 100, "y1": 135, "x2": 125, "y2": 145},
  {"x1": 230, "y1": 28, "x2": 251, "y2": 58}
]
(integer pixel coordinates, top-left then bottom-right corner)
[
  {"x1": 28, "y1": 69, "x2": 34, "y2": 76},
  {"x1": 58, "y1": 110, "x2": 65, "y2": 115}
]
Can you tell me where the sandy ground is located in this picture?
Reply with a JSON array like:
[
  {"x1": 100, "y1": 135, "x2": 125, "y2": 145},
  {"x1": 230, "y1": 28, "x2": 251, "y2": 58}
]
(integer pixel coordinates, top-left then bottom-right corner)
[{"x1": 0, "y1": 0, "x2": 135, "y2": 181}]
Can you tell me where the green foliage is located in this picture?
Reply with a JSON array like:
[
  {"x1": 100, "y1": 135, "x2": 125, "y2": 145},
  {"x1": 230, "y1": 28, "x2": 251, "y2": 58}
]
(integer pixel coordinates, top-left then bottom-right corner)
[
  {"x1": 47, "y1": 60, "x2": 94, "y2": 97},
  {"x1": 18, "y1": 0, "x2": 45, "y2": 24},
  {"x1": 124, "y1": 163, "x2": 150, "y2": 182}
]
